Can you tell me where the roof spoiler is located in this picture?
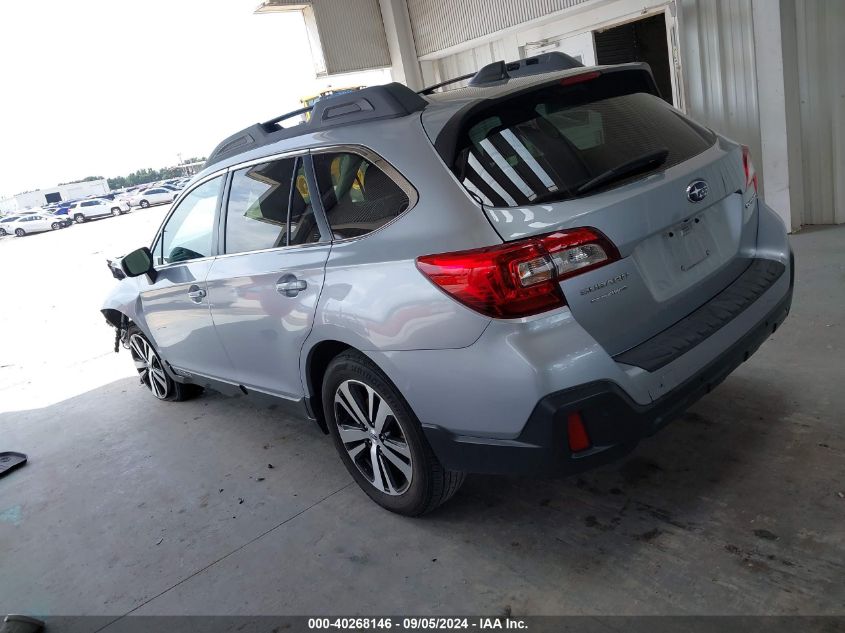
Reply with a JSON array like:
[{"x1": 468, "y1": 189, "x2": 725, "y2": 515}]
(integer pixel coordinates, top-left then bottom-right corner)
[
  {"x1": 418, "y1": 51, "x2": 584, "y2": 95},
  {"x1": 204, "y1": 82, "x2": 427, "y2": 169}
]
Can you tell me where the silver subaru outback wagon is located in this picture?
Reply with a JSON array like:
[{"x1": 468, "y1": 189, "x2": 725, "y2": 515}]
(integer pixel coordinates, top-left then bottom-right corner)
[{"x1": 103, "y1": 53, "x2": 793, "y2": 516}]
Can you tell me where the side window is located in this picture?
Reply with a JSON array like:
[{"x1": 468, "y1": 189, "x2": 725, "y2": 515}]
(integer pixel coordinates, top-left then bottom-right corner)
[
  {"x1": 288, "y1": 159, "x2": 321, "y2": 246},
  {"x1": 157, "y1": 176, "x2": 222, "y2": 265},
  {"x1": 225, "y1": 158, "x2": 296, "y2": 254},
  {"x1": 311, "y1": 152, "x2": 409, "y2": 239}
]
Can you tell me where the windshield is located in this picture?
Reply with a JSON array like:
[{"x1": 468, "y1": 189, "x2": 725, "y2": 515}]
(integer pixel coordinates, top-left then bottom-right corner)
[{"x1": 452, "y1": 73, "x2": 716, "y2": 207}]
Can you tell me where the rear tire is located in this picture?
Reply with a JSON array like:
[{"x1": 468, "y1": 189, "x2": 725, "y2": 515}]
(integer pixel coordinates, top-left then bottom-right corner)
[
  {"x1": 51, "y1": 222, "x2": 60, "y2": 230},
  {"x1": 112, "y1": 208, "x2": 120, "y2": 216},
  {"x1": 125, "y1": 325, "x2": 203, "y2": 402},
  {"x1": 0, "y1": 228, "x2": 6, "y2": 236},
  {"x1": 322, "y1": 350, "x2": 465, "y2": 516}
]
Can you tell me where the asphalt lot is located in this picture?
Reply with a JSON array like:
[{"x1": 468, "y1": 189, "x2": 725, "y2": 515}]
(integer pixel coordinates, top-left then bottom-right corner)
[{"x1": 0, "y1": 212, "x2": 843, "y2": 627}]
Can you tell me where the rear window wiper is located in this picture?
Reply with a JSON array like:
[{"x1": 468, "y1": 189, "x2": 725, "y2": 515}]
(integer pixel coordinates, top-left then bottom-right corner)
[{"x1": 574, "y1": 147, "x2": 669, "y2": 196}]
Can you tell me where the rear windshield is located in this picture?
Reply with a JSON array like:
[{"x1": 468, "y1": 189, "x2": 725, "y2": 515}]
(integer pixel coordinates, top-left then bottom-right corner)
[{"x1": 452, "y1": 72, "x2": 716, "y2": 207}]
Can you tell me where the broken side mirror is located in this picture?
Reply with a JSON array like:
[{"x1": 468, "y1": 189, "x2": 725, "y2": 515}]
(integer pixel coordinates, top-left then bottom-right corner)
[{"x1": 120, "y1": 246, "x2": 157, "y2": 282}]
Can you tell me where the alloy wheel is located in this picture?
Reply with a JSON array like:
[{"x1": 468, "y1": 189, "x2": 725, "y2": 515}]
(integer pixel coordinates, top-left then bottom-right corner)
[
  {"x1": 333, "y1": 379, "x2": 412, "y2": 495},
  {"x1": 15, "y1": 229, "x2": 24, "y2": 237},
  {"x1": 128, "y1": 333, "x2": 169, "y2": 399}
]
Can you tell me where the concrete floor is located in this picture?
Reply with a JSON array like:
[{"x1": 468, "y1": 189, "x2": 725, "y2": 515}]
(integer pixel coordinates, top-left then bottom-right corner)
[{"x1": 0, "y1": 214, "x2": 843, "y2": 629}]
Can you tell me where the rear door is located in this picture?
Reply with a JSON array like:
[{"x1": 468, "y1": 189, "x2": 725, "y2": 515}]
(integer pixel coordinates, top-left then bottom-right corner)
[
  {"x1": 205, "y1": 154, "x2": 330, "y2": 401},
  {"x1": 139, "y1": 174, "x2": 234, "y2": 379},
  {"x1": 440, "y1": 68, "x2": 757, "y2": 355}
]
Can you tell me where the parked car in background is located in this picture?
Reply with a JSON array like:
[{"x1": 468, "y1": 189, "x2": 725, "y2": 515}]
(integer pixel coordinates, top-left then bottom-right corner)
[
  {"x1": 68, "y1": 198, "x2": 117, "y2": 223},
  {"x1": 103, "y1": 55, "x2": 793, "y2": 516},
  {"x1": 6, "y1": 213, "x2": 66, "y2": 236},
  {"x1": 129, "y1": 187, "x2": 178, "y2": 208},
  {"x1": 0, "y1": 215, "x2": 22, "y2": 236},
  {"x1": 106, "y1": 195, "x2": 131, "y2": 215},
  {"x1": 46, "y1": 211, "x2": 73, "y2": 228}
]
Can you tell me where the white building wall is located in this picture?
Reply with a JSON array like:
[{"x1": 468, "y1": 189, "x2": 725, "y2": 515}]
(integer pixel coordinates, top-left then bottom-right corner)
[
  {"x1": 8, "y1": 179, "x2": 110, "y2": 212},
  {"x1": 677, "y1": 0, "x2": 762, "y2": 191},
  {"x1": 794, "y1": 0, "x2": 845, "y2": 225}
]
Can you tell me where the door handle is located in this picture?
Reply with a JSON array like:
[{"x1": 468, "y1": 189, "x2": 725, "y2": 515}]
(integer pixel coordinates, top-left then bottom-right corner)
[
  {"x1": 276, "y1": 275, "x2": 307, "y2": 297},
  {"x1": 187, "y1": 285, "x2": 206, "y2": 302}
]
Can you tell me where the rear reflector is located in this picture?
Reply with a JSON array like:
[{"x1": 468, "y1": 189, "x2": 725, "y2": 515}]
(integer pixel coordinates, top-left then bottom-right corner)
[
  {"x1": 567, "y1": 412, "x2": 591, "y2": 453},
  {"x1": 416, "y1": 227, "x2": 618, "y2": 319}
]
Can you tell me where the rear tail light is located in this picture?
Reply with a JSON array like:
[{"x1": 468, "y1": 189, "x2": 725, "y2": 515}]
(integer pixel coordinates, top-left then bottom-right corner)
[
  {"x1": 742, "y1": 145, "x2": 758, "y2": 193},
  {"x1": 416, "y1": 227, "x2": 619, "y2": 318},
  {"x1": 560, "y1": 70, "x2": 601, "y2": 86}
]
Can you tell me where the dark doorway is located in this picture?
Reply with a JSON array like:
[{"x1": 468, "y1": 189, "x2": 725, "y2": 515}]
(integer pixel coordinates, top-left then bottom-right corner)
[
  {"x1": 594, "y1": 13, "x2": 673, "y2": 104},
  {"x1": 44, "y1": 192, "x2": 62, "y2": 203}
]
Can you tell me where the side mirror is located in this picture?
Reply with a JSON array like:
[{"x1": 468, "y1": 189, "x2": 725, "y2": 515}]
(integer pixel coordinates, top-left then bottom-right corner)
[{"x1": 120, "y1": 246, "x2": 157, "y2": 281}]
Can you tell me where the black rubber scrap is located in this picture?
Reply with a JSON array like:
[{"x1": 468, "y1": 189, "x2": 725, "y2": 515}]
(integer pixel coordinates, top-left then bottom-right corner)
[
  {"x1": 0, "y1": 453, "x2": 27, "y2": 478},
  {"x1": 1, "y1": 614, "x2": 45, "y2": 633}
]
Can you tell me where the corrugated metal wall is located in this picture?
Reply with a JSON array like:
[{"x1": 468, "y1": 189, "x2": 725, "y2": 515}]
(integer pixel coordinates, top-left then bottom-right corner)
[
  {"x1": 407, "y1": 0, "x2": 590, "y2": 57},
  {"x1": 312, "y1": 0, "x2": 391, "y2": 74},
  {"x1": 795, "y1": 0, "x2": 845, "y2": 225},
  {"x1": 677, "y1": 0, "x2": 762, "y2": 189}
]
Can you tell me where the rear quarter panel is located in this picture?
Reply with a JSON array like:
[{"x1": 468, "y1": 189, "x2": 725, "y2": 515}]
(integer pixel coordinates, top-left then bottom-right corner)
[{"x1": 301, "y1": 115, "x2": 503, "y2": 388}]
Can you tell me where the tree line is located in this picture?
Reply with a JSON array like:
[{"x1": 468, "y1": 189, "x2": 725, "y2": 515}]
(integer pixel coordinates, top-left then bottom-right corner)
[{"x1": 106, "y1": 158, "x2": 206, "y2": 189}]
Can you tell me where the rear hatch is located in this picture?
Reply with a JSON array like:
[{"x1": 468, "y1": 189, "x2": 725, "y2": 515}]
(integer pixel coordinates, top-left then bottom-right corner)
[{"x1": 425, "y1": 67, "x2": 759, "y2": 356}]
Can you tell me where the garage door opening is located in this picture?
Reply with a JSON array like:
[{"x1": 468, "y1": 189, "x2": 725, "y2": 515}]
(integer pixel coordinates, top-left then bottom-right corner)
[{"x1": 594, "y1": 14, "x2": 673, "y2": 104}]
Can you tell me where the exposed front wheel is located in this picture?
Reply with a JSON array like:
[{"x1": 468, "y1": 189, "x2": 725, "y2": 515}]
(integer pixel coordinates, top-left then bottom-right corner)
[
  {"x1": 74, "y1": 214, "x2": 85, "y2": 223},
  {"x1": 126, "y1": 325, "x2": 202, "y2": 402},
  {"x1": 323, "y1": 350, "x2": 465, "y2": 516},
  {"x1": 0, "y1": 229, "x2": 6, "y2": 236},
  {"x1": 112, "y1": 208, "x2": 121, "y2": 216},
  {"x1": 139, "y1": 200, "x2": 150, "y2": 209},
  {"x1": 14, "y1": 228, "x2": 25, "y2": 237}
]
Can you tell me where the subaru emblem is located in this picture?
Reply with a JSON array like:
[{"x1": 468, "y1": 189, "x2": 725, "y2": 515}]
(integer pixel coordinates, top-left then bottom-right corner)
[{"x1": 686, "y1": 179, "x2": 709, "y2": 203}]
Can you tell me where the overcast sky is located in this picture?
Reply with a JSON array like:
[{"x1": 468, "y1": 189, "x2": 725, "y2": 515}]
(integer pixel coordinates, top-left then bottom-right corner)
[{"x1": 0, "y1": 0, "x2": 389, "y2": 199}]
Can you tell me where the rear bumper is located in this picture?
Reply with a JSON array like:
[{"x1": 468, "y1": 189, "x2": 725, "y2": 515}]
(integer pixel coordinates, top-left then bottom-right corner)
[{"x1": 423, "y1": 252, "x2": 794, "y2": 476}]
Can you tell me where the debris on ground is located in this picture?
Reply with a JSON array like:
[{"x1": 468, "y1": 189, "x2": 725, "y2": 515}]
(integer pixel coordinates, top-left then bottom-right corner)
[
  {"x1": 0, "y1": 453, "x2": 27, "y2": 479},
  {"x1": 1, "y1": 614, "x2": 45, "y2": 633}
]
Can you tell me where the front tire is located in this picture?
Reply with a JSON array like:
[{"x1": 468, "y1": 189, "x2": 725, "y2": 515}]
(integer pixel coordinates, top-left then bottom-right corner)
[
  {"x1": 112, "y1": 208, "x2": 121, "y2": 216},
  {"x1": 14, "y1": 228, "x2": 25, "y2": 237},
  {"x1": 126, "y1": 325, "x2": 202, "y2": 402},
  {"x1": 74, "y1": 213, "x2": 85, "y2": 223},
  {"x1": 323, "y1": 350, "x2": 465, "y2": 516},
  {"x1": 140, "y1": 200, "x2": 150, "y2": 209},
  {"x1": 0, "y1": 228, "x2": 6, "y2": 236},
  {"x1": 51, "y1": 222, "x2": 60, "y2": 230}
]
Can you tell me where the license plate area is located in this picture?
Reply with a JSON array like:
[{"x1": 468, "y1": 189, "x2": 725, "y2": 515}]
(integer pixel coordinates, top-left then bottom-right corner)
[{"x1": 665, "y1": 213, "x2": 712, "y2": 273}]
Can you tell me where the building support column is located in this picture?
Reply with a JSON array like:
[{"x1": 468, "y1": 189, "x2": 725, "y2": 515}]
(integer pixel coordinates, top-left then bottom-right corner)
[
  {"x1": 378, "y1": 0, "x2": 423, "y2": 90},
  {"x1": 752, "y1": 0, "x2": 804, "y2": 231}
]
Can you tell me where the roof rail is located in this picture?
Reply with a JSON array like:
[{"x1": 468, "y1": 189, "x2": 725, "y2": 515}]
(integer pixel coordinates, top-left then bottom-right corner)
[
  {"x1": 417, "y1": 72, "x2": 476, "y2": 95},
  {"x1": 204, "y1": 83, "x2": 427, "y2": 169},
  {"x1": 418, "y1": 51, "x2": 584, "y2": 95}
]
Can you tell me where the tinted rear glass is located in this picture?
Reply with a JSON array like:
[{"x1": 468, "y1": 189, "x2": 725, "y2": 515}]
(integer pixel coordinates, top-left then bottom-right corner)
[{"x1": 453, "y1": 72, "x2": 716, "y2": 207}]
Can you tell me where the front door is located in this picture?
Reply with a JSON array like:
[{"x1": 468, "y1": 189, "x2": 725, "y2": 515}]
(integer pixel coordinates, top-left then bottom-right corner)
[
  {"x1": 139, "y1": 174, "x2": 234, "y2": 380},
  {"x1": 205, "y1": 155, "x2": 329, "y2": 401}
]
